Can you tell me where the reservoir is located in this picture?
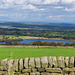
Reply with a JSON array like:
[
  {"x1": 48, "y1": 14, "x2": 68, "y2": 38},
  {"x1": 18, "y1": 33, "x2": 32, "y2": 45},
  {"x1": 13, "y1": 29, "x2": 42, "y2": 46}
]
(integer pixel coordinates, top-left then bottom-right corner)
[
  {"x1": 0, "y1": 39, "x2": 75, "y2": 44},
  {"x1": 17, "y1": 39, "x2": 75, "y2": 44}
]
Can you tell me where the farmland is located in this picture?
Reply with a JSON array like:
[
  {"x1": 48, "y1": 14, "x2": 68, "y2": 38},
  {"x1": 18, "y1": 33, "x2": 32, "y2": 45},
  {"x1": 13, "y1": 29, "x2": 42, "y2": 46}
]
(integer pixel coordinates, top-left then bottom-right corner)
[{"x1": 0, "y1": 47, "x2": 75, "y2": 60}]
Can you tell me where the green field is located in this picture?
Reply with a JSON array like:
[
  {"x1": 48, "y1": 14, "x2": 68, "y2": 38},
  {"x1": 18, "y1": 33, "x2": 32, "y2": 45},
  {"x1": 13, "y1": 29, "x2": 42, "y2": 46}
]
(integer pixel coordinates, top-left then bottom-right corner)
[{"x1": 0, "y1": 47, "x2": 75, "y2": 60}]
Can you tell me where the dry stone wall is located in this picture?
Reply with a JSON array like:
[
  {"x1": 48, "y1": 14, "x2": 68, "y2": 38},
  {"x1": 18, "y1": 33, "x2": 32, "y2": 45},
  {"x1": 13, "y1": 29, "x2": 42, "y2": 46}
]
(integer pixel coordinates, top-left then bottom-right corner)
[{"x1": 0, "y1": 56, "x2": 75, "y2": 75}]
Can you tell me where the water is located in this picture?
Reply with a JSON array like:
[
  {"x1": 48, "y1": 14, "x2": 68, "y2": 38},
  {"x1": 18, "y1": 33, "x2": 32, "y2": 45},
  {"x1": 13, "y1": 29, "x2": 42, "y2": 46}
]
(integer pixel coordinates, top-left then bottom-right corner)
[
  {"x1": 17, "y1": 39, "x2": 75, "y2": 44},
  {"x1": 0, "y1": 39, "x2": 75, "y2": 44}
]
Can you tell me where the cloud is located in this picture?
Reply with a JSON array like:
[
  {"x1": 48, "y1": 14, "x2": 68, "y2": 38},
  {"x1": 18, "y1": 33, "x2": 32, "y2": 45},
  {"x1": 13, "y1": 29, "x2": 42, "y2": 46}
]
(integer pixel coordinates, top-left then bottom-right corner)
[
  {"x1": 43, "y1": 0, "x2": 60, "y2": 4},
  {"x1": 0, "y1": 14, "x2": 8, "y2": 17},
  {"x1": 61, "y1": 0, "x2": 75, "y2": 4},
  {"x1": 54, "y1": 6, "x2": 64, "y2": 9},
  {"x1": 22, "y1": 4, "x2": 45, "y2": 11},
  {"x1": 65, "y1": 7, "x2": 75, "y2": 12},
  {"x1": 48, "y1": 15, "x2": 64, "y2": 20}
]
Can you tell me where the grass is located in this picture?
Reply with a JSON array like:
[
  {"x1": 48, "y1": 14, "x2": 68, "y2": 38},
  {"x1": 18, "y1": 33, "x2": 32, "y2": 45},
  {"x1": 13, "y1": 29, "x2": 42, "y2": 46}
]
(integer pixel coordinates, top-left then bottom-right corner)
[{"x1": 0, "y1": 47, "x2": 75, "y2": 60}]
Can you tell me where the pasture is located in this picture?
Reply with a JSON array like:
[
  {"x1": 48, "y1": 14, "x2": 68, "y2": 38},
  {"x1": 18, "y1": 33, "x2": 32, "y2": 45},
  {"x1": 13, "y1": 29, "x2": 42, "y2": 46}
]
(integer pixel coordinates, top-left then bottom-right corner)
[{"x1": 0, "y1": 47, "x2": 75, "y2": 60}]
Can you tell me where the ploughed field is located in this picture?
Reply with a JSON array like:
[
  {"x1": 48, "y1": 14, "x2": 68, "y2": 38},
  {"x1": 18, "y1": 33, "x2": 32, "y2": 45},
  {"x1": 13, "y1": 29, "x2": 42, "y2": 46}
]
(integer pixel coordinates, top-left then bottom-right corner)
[{"x1": 0, "y1": 47, "x2": 75, "y2": 60}]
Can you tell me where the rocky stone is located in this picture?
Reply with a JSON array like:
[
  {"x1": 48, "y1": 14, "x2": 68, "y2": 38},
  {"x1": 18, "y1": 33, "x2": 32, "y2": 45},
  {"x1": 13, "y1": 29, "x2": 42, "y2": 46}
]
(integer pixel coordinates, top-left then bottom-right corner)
[
  {"x1": 51, "y1": 73, "x2": 60, "y2": 75},
  {"x1": 19, "y1": 59, "x2": 23, "y2": 72},
  {"x1": 35, "y1": 57, "x2": 41, "y2": 68},
  {"x1": 41, "y1": 72, "x2": 51, "y2": 75},
  {"x1": 22, "y1": 69, "x2": 31, "y2": 73},
  {"x1": 0, "y1": 71, "x2": 2, "y2": 75},
  {"x1": 32, "y1": 68, "x2": 37, "y2": 72},
  {"x1": 38, "y1": 68, "x2": 45, "y2": 72},
  {"x1": 58, "y1": 56, "x2": 65, "y2": 68},
  {"x1": 46, "y1": 68, "x2": 62, "y2": 73},
  {"x1": 69, "y1": 57, "x2": 74, "y2": 68},
  {"x1": 41, "y1": 56, "x2": 48, "y2": 68},
  {"x1": 69, "y1": 72, "x2": 74, "y2": 75},
  {"x1": 30, "y1": 72, "x2": 40, "y2": 75},
  {"x1": 29, "y1": 57, "x2": 35, "y2": 68},
  {"x1": 48, "y1": 56, "x2": 53, "y2": 68},
  {"x1": 65, "y1": 57, "x2": 69, "y2": 67},
  {"x1": 1, "y1": 59, "x2": 8, "y2": 71},
  {"x1": 52, "y1": 57, "x2": 57, "y2": 68},
  {"x1": 63, "y1": 68, "x2": 75, "y2": 72},
  {"x1": 58, "y1": 73, "x2": 63, "y2": 75},
  {"x1": 0, "y1": 60, "x2": 1, "y2": 70},
  {"x1": 64, "y1": 73, "x2": 68, "y2": 75},
  {"x1": 24, "y1": 58, "x2": 29, "y2": 69},
  {"x1": 14, "y1": 73, "x2": 29, "y2": 75},
  {"x1": 2, "y1": 71, "x2": 8, "y2": 75},
  {"x1": 7, "y1": 59, "x2": 14, "y2": 75},
  {"x1": 13, "y1": 59, "x2": 19, "y2": 72}
]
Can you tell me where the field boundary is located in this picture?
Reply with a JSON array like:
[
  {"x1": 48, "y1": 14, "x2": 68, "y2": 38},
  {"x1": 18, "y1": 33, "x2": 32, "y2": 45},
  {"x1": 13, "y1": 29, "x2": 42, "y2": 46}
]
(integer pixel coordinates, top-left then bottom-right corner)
[{"x1": 0, "y1": 45, "x2": 74, "y2": 48}]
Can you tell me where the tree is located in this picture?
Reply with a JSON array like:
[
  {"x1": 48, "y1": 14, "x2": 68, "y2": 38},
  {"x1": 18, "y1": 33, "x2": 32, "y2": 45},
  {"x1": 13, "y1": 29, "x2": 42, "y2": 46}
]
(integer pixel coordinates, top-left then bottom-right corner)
[
  {"x1": 6, "y1": 41, "x2": 12, "y2": 45},
  {"x1": 65, "y1": 43, "x2": 69, "y2": 46},
  {"x1": 57, "y1": 41, "x2": 64, "y2": 46},
  {"x1": 13, "y1": 41, "x2": 19, "y2": 45},
  {"x1": 33, "y1": 41, "x2": 42, "y2": 46}
]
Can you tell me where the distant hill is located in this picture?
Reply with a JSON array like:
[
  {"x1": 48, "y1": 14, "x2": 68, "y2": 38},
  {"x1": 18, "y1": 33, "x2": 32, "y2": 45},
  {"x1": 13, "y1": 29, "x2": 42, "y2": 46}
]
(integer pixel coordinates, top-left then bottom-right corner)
[{"x1": 0, "y1": 22, "x2": 75, "y2": 30}]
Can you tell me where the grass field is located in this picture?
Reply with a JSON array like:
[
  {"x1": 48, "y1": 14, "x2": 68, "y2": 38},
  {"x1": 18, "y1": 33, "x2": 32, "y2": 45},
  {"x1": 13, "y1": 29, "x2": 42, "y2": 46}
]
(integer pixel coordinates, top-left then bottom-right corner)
[{"x1": 0, "y1": 47, "x2": 75, "y2": 60}]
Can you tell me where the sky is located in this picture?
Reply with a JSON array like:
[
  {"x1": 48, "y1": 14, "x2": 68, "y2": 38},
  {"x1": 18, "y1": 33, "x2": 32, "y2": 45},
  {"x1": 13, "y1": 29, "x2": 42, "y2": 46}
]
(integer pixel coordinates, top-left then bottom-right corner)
[{"x1": 0, "y1": 0, "x2": 75, "y2": 23}]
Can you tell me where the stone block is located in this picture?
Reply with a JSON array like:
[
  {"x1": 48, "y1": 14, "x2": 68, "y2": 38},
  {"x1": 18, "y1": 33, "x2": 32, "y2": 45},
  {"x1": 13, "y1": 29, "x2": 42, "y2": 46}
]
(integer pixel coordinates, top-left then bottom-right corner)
[
  {"x1": 52, "y1": 57, "x2": 57, "y2": 68},
  {"x1": 7, "y1": 59, "x2": 14, "y2": 75},
  {"x1": 48, "y1": 57, "x2": 53, "y2": 68},
  {"x1": 41, "y1": 72, "x2": 51, "y2": 75},
  {"x1": 38, "y1": 68, "x2": 45, "y2": 72},
  {"x1": 46, "y1": 68, "x2": 62, "y2": 73},
  {"x1": 2, "y1": 71, "x2": 8, "y2": 75},
  {"x1": 69, "y1": 57, "x2": 74, "y2": 68},
  {"x1": 41, "y1": 56, "x2": 48, "y2": 68},
  {"x1": 64, "y1": 73, "x2": 68, "y2": 75},
  {"x1": 29, "y1": 57, "x2": 35, "y2": 68},
  {"x1": 32, "y1": 68, "x2": 37, "y2": 72},
  {"x1": 13, "y1": 59, "x2": 19, "y2": 72},
  {"x1": 22, "y1": 69, "x2": 31, "y2": 73},
  {"x1": 51, "y1": 73, "x2": 60, "y2": 75},
  {"x1": 24, "y1": 58, "x2": 29, "y2": 69},
  {"x1": 0, "y1": 60, "x2": 2, "y2": 71},
  {"x1": 65, "y1": 57, "x2": 69, "y2": 67},
  {"x1": 1, "y1": 59, "x2": 8, "y2": 71},
  {"x1": 30, "y1": 72, "x2": 40, "y2": 75},
  {"x1": 63, "y1": 68, "x2": 75, "y2": 72},
  {"x1": 0, "y1": 71, "x2": 2, "y2": 75},
  {"x1": 14, "y1": 73, "x2": 29, "y2": 75},
  {"x1": 19, "y1": 59, "x2": 23, "y2": 72},
  {"x1": 35, "y1": 57, "x2": 41, "y2": 68},
  {"x1": 57, "y1": 56, "x2": 65, "y2": 68},
  {"x1": 69, "y1": 72, "x2": 74, "y2": 75},
  {"x1": 58, "y1": 73, "x2": 63, "y2": 75}
]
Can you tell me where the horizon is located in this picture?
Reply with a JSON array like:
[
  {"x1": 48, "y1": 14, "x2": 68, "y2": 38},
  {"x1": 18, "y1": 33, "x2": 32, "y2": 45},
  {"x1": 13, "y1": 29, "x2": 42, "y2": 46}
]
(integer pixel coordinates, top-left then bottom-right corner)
[{"x1": 0, "y1": 21, "x2": 75, "y2": 24}]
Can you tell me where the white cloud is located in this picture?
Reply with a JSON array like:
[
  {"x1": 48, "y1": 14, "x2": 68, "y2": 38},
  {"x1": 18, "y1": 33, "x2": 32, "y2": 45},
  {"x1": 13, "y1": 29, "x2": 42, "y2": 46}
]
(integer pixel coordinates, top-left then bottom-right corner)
[
  {"x1": 61, "y1": 0, "x2": 75, "y2": 4},
  {"x1": 48, "y1": 15, "x2": 64, "y2": 19},
  {"x1": 0, "y1": 14, "x2": 8, "y2": 17},
  {"x1": 29, "y1": 0, "x2": 42, "y2": 4},
  {"x1": 65, "y1": 7, "x2": 75, "y2": 12},
  {"x1": 43, "y1": 0, "x2": 60, "y2": 4},
  {"x1": 22, "y1": 4, "x2": 45, "y2": 11},
  {"x1": 0, "y1": 0, "x2": 75, "y2": 12},
  {"x1": 54, "y1": 6, "x2": 64, "y2": 9}
]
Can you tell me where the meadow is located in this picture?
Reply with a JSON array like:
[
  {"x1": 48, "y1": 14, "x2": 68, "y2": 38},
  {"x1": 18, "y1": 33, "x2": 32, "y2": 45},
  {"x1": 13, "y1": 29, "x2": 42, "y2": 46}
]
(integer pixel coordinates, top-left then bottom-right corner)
[{"x1": 0, "y1": 47, "x2": 75, "y2": 60}]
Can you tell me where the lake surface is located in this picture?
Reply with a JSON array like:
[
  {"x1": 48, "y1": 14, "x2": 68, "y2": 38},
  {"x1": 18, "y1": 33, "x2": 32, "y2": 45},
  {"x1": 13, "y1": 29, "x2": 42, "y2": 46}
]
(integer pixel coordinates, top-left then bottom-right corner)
[
  {"x1": 0, "y1": 39, "x2": 75, "y2": 44},
  {"x1": 17, "y1": 39, "x2": 75, "y2": 44}
]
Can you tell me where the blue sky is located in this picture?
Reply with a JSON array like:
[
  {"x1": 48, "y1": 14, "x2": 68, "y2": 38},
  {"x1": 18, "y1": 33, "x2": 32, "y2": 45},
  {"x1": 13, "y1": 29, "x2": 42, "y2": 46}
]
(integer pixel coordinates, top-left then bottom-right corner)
[{"x1": 0, "y1": 0, "x2": 75, "y2": 23}]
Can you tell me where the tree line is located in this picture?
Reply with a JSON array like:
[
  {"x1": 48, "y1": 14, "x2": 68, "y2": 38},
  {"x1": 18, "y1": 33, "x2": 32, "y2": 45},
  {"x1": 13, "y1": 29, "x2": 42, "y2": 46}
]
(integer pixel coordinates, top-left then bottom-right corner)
[{"x1": 0, "y1": 40, "x2": 75, "y2": 46}]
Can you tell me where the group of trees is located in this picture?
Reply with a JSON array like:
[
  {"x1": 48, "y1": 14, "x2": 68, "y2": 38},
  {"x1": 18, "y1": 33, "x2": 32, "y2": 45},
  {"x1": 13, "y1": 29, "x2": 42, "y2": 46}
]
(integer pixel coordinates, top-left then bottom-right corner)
[
  {"x1": 0, "y1": 27, "x2": 75, "y2": 40},
  {"x1": 0, "y1": 40, "x2": 75, "y2": 46}
]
